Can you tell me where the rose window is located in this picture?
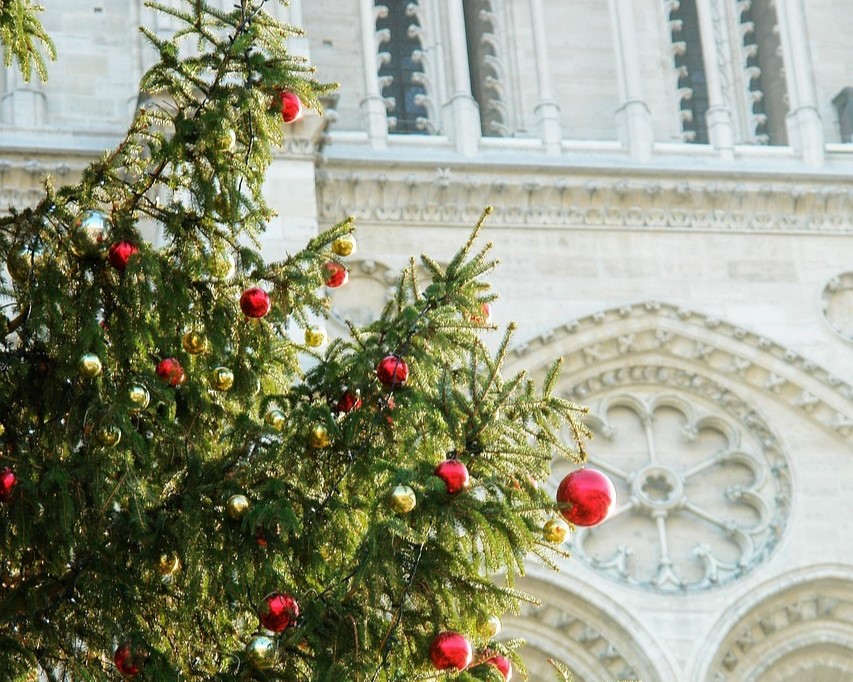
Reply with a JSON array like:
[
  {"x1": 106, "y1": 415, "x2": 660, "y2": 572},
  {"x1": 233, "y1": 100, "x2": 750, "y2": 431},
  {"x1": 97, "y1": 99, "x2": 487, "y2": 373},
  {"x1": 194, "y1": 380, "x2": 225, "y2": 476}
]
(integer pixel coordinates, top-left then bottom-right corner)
[{"x1": 563, "y1": 386, "x2": 790, "y2": 592}]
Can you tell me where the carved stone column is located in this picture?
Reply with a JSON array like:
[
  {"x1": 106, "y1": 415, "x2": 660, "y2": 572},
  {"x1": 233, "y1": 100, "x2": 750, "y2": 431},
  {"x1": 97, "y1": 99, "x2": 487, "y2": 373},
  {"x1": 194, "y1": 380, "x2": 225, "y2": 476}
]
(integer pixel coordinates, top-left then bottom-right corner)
[
  {"x1": 528, "y1": 0, "x2": 562, "y2": 155},
  {"x1": 444, "y1": 0, "x2": 482, "y2": 156},
  {"x1": 359, "y1": 0, "x2": 389, "y2": 148},
  {"x1": 694, "y1": 0, "x2": 735, "y2": 156}
]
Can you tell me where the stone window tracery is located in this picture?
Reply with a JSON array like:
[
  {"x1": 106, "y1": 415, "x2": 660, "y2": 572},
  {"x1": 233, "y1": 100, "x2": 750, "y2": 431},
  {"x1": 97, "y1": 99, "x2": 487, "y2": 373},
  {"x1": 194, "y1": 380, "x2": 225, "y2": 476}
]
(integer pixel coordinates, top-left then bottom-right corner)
[{"x1": 462, "y1": 0, "x2": 509, "y2": 137}]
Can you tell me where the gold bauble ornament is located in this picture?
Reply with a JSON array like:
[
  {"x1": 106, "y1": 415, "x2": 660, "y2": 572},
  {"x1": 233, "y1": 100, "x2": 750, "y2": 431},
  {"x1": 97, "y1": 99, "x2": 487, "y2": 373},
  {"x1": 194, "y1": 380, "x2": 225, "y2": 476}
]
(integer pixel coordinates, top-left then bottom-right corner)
[
  {"x1": 331, "y1": 234, "x2": 357, "y2": 257},
  {"x1": 542, "y1": 516, "x2": 570, "y2": 544},
  {"x1": 0, "y1": 423, "x2": 5, "y2": 438},
  {"x1": 71, "y1": 209, "x2": 111, "y2": 257},
  {"x1": 128, "y1": 384, "x2": 150, "y2": 411},
  {"x1": 7, "y1": 242, "x2": 45, "y2": 282},
  {"x1": 265, "y1": 409, "x2": 286, "y2": 431},
  {"x1": 303, "y1": 326, "x2": 327, "y2": 348},
  {"x1": 389, "y1": 485, "x2": 416, "y2": 514},
  {"x1": 245, "y1": 635, "x2": 276, "y2": 670},
  {"x1": 79, "y1": 353, "x2": 102, "y2": 378},
  {"x1": 308, "y1": 424, "x2": 331, "y2": 449},
  {"x1": 181, "y1": 330, "x2": 207, "y2": 355},
  {"x1": 157, "y1": 553, "x2": 181, "y2": 577},
  {"x1": 210, "y1": 367, "x2": 234, "y2": 391},
  {"x1": 215, "y1": 128, "x2": 236, "y2": 153},
  {"x1": 207, "y1": 249, "x2": 235, "y2": 280},
  {"x1": 477, "y1": 614, "x2": 502, "y2": 639},
  {"x1": 96, "y1": 425, "x2": 121, "y2": 447},
  {"x1": 226, "y1": 493, "x2": 250, "y2": 520}
]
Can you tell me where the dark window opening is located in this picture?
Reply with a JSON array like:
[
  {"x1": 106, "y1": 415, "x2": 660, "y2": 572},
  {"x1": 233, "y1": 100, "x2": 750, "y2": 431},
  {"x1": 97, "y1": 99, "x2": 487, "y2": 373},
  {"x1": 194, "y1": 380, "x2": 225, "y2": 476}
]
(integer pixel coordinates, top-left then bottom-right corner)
[{"x1": 672, "y1": 0, "x2": 709, "y2": 144}]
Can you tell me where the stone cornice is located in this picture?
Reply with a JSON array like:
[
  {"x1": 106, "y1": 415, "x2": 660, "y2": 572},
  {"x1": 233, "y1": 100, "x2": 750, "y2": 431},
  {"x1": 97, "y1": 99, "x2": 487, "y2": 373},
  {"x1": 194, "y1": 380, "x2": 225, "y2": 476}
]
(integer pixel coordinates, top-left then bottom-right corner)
[{"x1": 316, "y1": 161, "x2": 853, "y2": 234}]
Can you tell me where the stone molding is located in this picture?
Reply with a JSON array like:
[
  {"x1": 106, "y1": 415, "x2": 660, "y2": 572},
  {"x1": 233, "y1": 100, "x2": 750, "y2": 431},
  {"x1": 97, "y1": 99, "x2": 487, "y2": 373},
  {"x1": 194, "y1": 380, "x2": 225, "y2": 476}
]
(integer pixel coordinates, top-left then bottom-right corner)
[
  {"x1": 822, "y1": 272, "x2": 853, "y2": 342},
  {"x1": 316, "y1": 162, "x2": 853, "y2": 234}
]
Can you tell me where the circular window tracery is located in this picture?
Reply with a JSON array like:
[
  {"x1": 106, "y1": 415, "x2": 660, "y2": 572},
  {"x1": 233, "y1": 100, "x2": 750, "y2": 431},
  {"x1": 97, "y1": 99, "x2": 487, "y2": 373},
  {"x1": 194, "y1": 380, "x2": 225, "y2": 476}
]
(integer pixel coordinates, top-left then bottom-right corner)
[{"x1": 560, "y1": 370, "x2": 791, "y2": 592}]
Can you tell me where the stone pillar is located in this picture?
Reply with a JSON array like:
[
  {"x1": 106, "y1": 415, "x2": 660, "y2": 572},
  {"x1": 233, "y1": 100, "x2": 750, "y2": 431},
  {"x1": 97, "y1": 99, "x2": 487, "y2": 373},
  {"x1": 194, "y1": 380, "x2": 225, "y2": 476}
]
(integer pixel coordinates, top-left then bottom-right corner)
[
  {"x1": 359, "y1": 0, "x2": 389, "y2": 148},
  {"x1": 608, "y1": 0, "x2": 654, "y2": 161},
  {"x1": 444, "y1": 0, "x2": 481, "y2": 156},
  {"x1": 528, "y1": 0, "x2": 562, "y2": 154},
  {"x1": 694, "y1": 0, "x2": 735, "y2": 156},
  {"x1": 0, "y1": 68, "x2": 46, "y2": 128}
]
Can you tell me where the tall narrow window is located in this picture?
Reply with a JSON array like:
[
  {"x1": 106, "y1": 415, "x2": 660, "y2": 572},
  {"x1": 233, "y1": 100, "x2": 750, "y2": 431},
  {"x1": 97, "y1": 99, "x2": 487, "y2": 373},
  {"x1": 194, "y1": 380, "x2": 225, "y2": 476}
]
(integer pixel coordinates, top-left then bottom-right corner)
[
  {"x1": 375, "y1": 1, "x2": 430, "y2": 134},
  {"x1": 463, "y1": 0, "x2": 508, "y2": 137},
  {"x1": 670, "y1": 0, "x2": 709, "y2": 144},
  {"x1": 738, "y1": 0, "x2": 788, "y2": 145}
]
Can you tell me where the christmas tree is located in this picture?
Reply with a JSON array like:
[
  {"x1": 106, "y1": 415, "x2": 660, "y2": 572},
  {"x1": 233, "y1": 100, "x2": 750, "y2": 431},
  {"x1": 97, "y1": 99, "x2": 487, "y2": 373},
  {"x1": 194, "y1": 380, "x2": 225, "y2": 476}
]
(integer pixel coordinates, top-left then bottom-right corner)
[{"x1": 0, "y1": 2, "x2": 604, "y2": 680}]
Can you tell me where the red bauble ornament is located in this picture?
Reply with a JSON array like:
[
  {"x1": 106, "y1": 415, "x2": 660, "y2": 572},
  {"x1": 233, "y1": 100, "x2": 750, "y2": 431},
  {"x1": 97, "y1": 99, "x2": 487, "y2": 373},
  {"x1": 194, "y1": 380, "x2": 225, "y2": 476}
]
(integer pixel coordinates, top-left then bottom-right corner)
[
  {"x1": 323, "y1": 261, "x2": 348, "y2": 288},
  {"x1": 258, "y1": 592, "x2": 300, "y2": 633},
  {"x1": 107, "y1": 240, "x2": 139, "y2": 271},
  {"x1": 113, "y1": 643, "x2": 141, "y2": 677},
  {"x1": 280, "y1": 92, "x2": 304, "y2": 123},
  {"x1": 335, "y1": 390, "x2": 362, "y2": 414},
  {"x1": 429, "y1": 631, "x2": 472, "y2": 672},
  {"x1": 240, "y1": 287, "x2": 271, "y2": 319},
  {"x1": 435, "y1": 459, "x2": 469, "y2": 495},
  {"x1": 156, "y1": 358, "x2": 186, "y2": 387},
  {"x1": 556, "y1": 468, "x2": 615, "y2": 527},
  {"x1": 0, "y1": 467, "x2": 17, "y2": 501},
  {"x1": 376, "y1": 354, "x2": 408, "y2": 388},
  {"x1": 486, "y1": 654, "x2": 513, "y2": 680}
]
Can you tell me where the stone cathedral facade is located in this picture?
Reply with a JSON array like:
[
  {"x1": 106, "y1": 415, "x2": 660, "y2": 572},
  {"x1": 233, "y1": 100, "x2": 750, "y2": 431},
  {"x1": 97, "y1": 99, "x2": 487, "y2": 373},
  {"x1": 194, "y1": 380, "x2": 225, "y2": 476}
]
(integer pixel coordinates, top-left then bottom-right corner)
[{"x1": 2, "y1": 1, "x2": 853, "y2": 680}]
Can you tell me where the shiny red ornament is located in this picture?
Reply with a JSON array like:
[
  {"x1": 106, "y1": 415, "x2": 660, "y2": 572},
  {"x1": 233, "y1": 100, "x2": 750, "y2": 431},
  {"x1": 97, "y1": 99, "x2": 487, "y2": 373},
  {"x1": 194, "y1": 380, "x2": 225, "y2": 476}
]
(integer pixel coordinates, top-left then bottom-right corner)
[
  {"x1": 486, "y1": 654, "x2": 513, "y2": 680},
  {"x1": 471, "y1": 302, "x2": 493, "y2": 324},
  {"x1": 376, "y1": 354, "x2": 408, "y2": 388},
  {"x1": 259, "y1": 592, "x2": 300, "y2": 632},
  {"x1": 0, "y1": 467, "x2": 17, "y2": 501},
  {"x1": 556, "y1": 468, "x2": 615, "y2": 527},
  {"x1": 156, "y1": 358, "x2": 186, "y2": 387},
  {"x1": 429, "y1": 631, "x2": 472, "y2": 672},
  {"x1": 107, "y1": 240, "x2": 139, "y2": 271},
  {"x1": 435, "y1": 459, "x2": 469, "y2": 495},
  {"x1": 335, "y1": 391, "x2": 362, "y2": 414},
  {"x1": 113, "y1": 643, "x2": 141, "y2": 677},
  {"x1": 323, "y1": 261, "x2": 348, "y2": 288},
  {"x1": 240, "y1": 287, "x2": 271, "y2": 318},
  {"x1": 280, "y1": 92, "x2": 303, "y2": 123}
]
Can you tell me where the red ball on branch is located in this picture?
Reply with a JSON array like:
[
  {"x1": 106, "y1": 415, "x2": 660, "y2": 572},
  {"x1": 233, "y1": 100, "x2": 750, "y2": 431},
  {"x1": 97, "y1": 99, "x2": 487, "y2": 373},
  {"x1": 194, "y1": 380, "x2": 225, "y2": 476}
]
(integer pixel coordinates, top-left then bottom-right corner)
[
  {"x1": 556, "y1": 468, "x2": 615, "y2": 527},
  {"x1": 434, "y1": 459, "x2": 469, "y2": 495},
  {"x1": 156, "y1": 358, "x2": 186, "y2": 387},
  {"x1": 335, "y1": 390, "x2": 362, "y2": 414},
  {"x1": 0, "y1": 467, "x2": 17, "y2": 501},
  {"x1": 376, "y1": 354, "x2": 408, "y2": 388},
  {"x1": 429, "y1": 631, "x2": 472, "y2": 672},
  {"x1": 113, "y1": 643, "x2": 142, "y2": 677},
  {"x1": 107, "y1": 240, "x2": 139, "y2": 271},
  {"x1": 258, "y1": 592, "x2": 300, "y2": 633},
  {"x1": 486, "y1": 654, "x2": 513, "y2": 680},
  {"x1": 280, "y1": 92, "x2": 303, "y2": 123},
  {"x1": 323, "y1": 261, "x2": 348, "y2": 288},
  {"x1": 240, "y1": 287, "x2": 271, "y2": 318}
]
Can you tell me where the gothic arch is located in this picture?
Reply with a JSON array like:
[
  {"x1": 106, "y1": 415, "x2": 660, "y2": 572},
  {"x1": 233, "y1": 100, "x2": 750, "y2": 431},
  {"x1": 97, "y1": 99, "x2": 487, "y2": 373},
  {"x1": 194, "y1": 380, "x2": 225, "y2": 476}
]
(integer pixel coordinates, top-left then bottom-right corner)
[{"x1": 687, "y1": 564, "x2": 853, "y2": 681}]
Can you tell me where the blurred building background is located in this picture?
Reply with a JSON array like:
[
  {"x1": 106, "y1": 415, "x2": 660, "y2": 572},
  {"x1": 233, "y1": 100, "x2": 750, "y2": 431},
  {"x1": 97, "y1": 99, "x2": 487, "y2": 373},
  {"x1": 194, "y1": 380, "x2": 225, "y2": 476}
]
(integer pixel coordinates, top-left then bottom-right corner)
[{"x1": 2, "y1": 1, "x2": 852, "y2": 679}]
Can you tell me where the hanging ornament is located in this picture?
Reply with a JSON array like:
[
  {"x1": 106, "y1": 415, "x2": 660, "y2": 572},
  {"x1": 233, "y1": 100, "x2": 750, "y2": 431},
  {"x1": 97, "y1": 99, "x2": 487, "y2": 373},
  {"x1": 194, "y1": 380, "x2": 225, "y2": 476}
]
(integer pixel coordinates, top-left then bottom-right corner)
[
  {"x1": 472, "y1": 302, "x2": 493, "y2": 325},
  {"x1": 240, "y1": 287, "x2": 271, "y2": 319},
  {"x1": 258, "y1": 592, "x2": 300, "y2": 633},
  {"x1": 96, "y1": 425, "x2": 122, "y2": 447},
  {"x1": 79, "y1": 353, "x2": 103, "y2": 378},
  {"x1": 477, "y1": 615, "x2": 502, "y2": 639},
  {"x1": 485, "y1": 654, "x2": 513, "y2": 681},
  {"x1": 542, "y1": 516, "x2": 570, "y2": 543},
  {"x1": 556, "y1": 468, "x2": 616, "y2": 527},
  {"x1": 0, "y1": 467, "x2": 17, "y2": 501},
  {"x1": 335, "y1": 390, "x2": 362, "y2": 414},
  {"x1": 303, "y1": 326, "x2": 327, "y2": 348},
  {"x1": 389, "y1": 484, "x2": 416, "y2": 514},
  {"x1": 225, "y1": 494, "x2": 250, "y2": 520},
  {"x1": 71, "y1": 210, "x2": 111, "y2": 257},
  {"x1": 434, "y1": 459, "x2": 470, "y2": 495},
  {"x1": 207, "y1": 249, "x2": 235, "y2": 280},
  {"x1": 210, "y1": 367, "x2": 234, "y2": 391},
  {"x1": 128, "y1": 384, "x2": 150, "y2": 411},
  {"x1": 6, "y1": 241, "x2": 45, "y2": 282},
  {"x1": 323, "y1": 261, "x2": 348, "y2": 288},
  {"x1": 280, "y1": 92, "x2": 303, "y2": 124},
  {"x1": 331, "y1": 234, "x2": 357, "y2": 257},
  {"x1": 265, "y1": 409, "x2": 286, "y2": 431},
  {"x1": 0, "y1": 422, "x2": 5, "y2": 437},
  {"x1": 156, "y1": 358, "x2": 186, "y2": 387},
  {"x1": 308, "y1": 424, "x2": 331, "y2": 449},
  {"x1": 245, "y1": 635, "x2": 276, "y2": 670},
  {"x1": 157, "y1": 553, "x2": 181, "y2": 578},
  {"x1": 107, "y1": 240, "x2": 139, "y2": 271},
  {"x1": 376, "y1": 354, "x2": 409, "y2": 388},
  {"x1": 181, "y1": 330, "x2": 207, "y2": 355},
  {"x1": 429, "y1": 631, "x2": 472, "y2": 672},
  {"x1": 113, "y1": 643, "x2": 142, "y2": 677},
  {"x1": 215, "y1": 128, "x2": 236, "y2": 153}
]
